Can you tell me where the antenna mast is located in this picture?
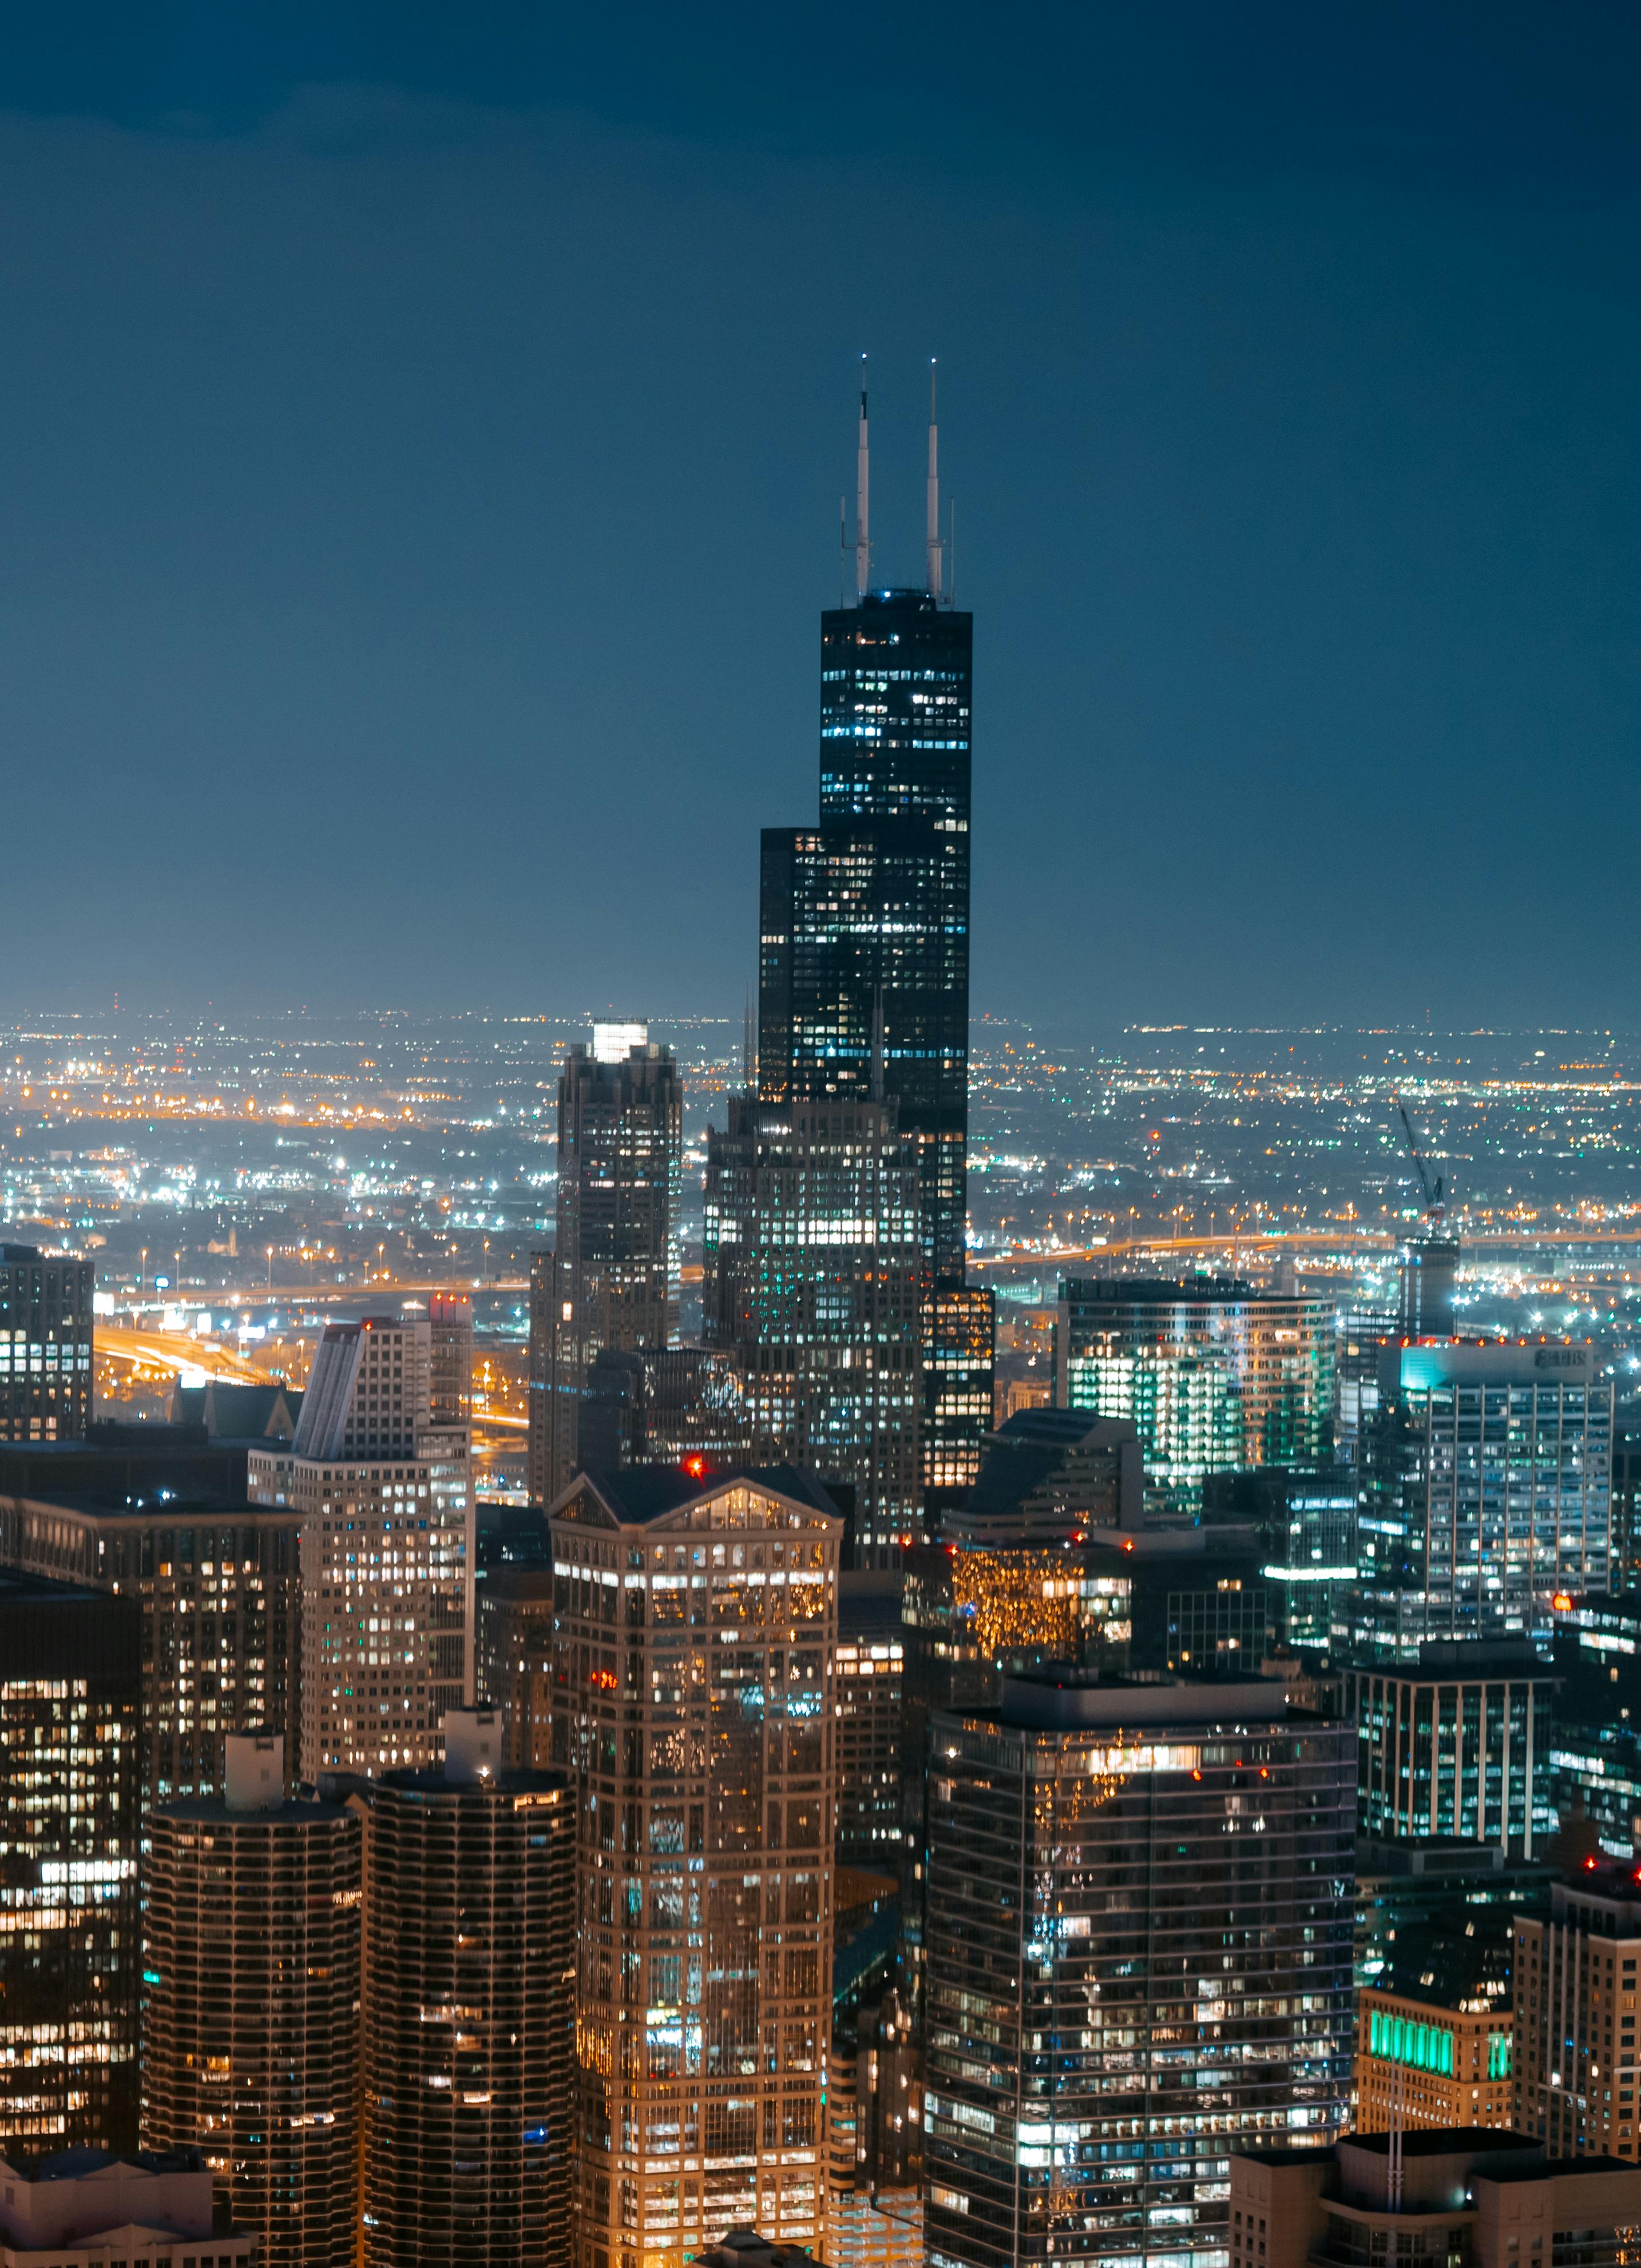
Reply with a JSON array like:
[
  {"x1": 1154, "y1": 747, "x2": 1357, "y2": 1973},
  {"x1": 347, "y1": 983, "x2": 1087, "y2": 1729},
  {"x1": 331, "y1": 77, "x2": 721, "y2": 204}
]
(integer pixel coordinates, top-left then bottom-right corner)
[
  {"x1": 926, "y1": 359, "x2": 942, "y2": 600},
  {"x1": 855, "y1": 355, "x2": 871, "y2": 601}
]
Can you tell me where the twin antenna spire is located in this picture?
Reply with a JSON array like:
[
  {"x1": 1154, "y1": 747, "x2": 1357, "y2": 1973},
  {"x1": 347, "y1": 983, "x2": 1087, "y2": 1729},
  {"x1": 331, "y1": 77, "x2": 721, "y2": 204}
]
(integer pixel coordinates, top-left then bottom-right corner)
[{"x1": 846, "y1": 356, "x2": 947, "y2": 605}]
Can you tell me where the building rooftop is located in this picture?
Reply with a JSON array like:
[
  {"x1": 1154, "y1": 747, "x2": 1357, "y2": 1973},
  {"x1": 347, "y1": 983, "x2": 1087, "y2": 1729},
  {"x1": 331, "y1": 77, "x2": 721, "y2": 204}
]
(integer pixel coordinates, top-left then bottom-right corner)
[
  {"x1": 556, "y1": 1462, "x2": 848, "y2": 1529},
  {"x1": 995, "y1": 1666, "x2": 1293, "y2": 1731},
  {"x1": 1059, "y1": 1274, "x2": 1263, "y2": 1304},
  {"x1": 1377, "y1": 1903, "x2": 1513, "y2": 2011},
  {"x1": 0, "y1": 1568, "x2": 114, "y2": 1609}
]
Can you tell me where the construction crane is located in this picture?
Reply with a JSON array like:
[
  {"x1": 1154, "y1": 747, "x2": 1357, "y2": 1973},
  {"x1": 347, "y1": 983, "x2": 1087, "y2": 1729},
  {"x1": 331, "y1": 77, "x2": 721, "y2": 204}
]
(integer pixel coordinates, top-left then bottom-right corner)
[{"x1": 1394, "y1": 1095, "x2": 1445, "y2": 1224}]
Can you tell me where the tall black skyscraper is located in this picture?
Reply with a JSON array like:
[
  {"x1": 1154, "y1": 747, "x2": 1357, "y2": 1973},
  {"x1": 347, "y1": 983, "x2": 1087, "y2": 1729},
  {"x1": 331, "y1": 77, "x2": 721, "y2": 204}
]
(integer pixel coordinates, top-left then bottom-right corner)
[
  {"x1": 758, "y1": 390, "x2": 972, "y2": 1284},
  {"x1": 755, "y1": 374, "x2": 992, "y2": 1526}
]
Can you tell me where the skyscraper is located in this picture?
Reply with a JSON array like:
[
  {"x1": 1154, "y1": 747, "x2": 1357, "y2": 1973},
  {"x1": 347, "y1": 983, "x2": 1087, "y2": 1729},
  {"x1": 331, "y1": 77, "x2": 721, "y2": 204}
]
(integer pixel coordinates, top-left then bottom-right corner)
[
  {"x1": 1513, "y1": 1861, "x2": 1641, "y2": 2159},
  {"x1": 248, "y1": 1313, "x2": 472, "y2": 1779},
  {"x1": 754, "y1": 379, "x2": 993, "y2": 1522},
  {"x1": 427, "y1": 1288, "x2": 475, "y2": 1425},
  {"x1": 1346, "y1": 1640, "x2": 1552, "y2": 1853},
  {"x1": 923, "y1": 1669, "x2": 1355, "y2": 2268},
  {"x1": 360, "y1": 1711, "x2": 577, "y2": 2268},
  {"x1": 1055, "y1": 1275, "x2": 1336, "y2": 1514},
  {"x1": 1352, "y1": 1339, "x2": 1613, "y2": 1660},
  {"x1": 141, "y1": 1732, "x2": 363, "y2": 2267},
  {"x1": 531, "y1": 1024, "x2": 683, "y2": 1500},
  {"x1": 548, "y1": 1467, "x2": 840, "y2": 2268},
  {"x1": 0, "y1": 1571, "x2": 141, "y2": 2154},
  {"x1": 0, "y1": 1484, "x2": 301, "y2": 1805},
  {"x1": 703, "y1": 1095, "x2": 924, "y2": 1559},
  {"x1": 1354, "y1": 1903, "x2": 1515, "y2": 2134},
  {"x1": 0, "y1": 1244, "x2": 93, "y2": 1442}
]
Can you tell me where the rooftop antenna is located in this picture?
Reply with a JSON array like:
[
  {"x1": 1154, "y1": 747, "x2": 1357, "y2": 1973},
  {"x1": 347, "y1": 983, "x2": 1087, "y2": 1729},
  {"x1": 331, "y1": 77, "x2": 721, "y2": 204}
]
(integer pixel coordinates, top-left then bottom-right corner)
[
  {"x1": 839, "y1": 495, "x2": 848, "y2": 609},
  {"x1": 855, "y1": 355, "x2": 871, "y2": 601},
  {"x1": 926, "y1": 359, "x2": 942, "y2": 601},
  {"x1": 743, "y1": 988, "x2": 756, "y2": 1093}
]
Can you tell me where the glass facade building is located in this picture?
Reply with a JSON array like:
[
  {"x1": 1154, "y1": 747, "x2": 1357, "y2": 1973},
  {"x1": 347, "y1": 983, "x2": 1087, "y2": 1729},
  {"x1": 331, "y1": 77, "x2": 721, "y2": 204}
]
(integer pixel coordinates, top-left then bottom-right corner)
[
  {"x1": 0, "y1": 1487, "x2": 300, "y2": 1805},
  {"x1": 0, "y1": 1244, "x2": 93, "y2": 1442},
  {"x1": 923, "y1": 1671, "x2": 1355, "y2": 2268},
  {"x1": 1352, "y1": 1340, "x2": 1613, "y2": 1660},
  {"x1": 1548, "y1": 1589, "x2": 1641, "y2": 1857},
  {"x1": 1345, "y1": 1641, "x2": 1552, "y2": 1854},
  {"x1": 1056, "y1": 1278, "x2": 1334, "y2": 1516},
  {"x1": 703, "y1": 1096, "x2": 923, "y2": 1561},
  {"x1": 533, "y1": 1027, "x2": 683, "y2": 1501},
  {"x1": 755, "y1": 582, "x2": 992, "y2": 1528},
  {"x1": 759, "y1": 592, "x2": 972, "y2": 1286},
  {"x1": 0, "y1": 1570, "x2": 141, "y2": 2154}
]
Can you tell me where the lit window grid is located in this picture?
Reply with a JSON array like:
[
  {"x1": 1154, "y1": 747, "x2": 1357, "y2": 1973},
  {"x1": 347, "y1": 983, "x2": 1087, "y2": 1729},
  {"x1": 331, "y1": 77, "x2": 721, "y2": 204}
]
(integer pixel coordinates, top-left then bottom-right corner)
[
  {"x1": 549, "y1": 1480, "x2": 840, "y2": 2268},
  {"x1": 922, "y1": 1709, "x2": 1355, "y2": 2268}
]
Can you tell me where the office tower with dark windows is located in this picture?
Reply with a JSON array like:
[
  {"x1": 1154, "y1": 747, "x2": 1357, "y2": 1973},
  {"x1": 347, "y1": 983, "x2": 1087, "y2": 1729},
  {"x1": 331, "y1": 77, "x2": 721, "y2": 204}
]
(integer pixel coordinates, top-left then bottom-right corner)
[
  {"x1": 475, "y1": 1564, "x2": 556, "y2": 1769},
  {"x1": 427, "y1": 1288, "x2": 474, "y2": 1425},
  {"x1": 577, "y1": 1345, "x2": 759, "y2": 1474},
  {"x1": 756, "y1": 382, "x2": 993, "y2": 1526},
  {"x1": 549, "y1": 1468, "x2": 840, "y2": 2268},
  {"x1": 1203, "y1": 1463, "x2": 1359, "y2": 1653},
  {"x1": 1548, "y1": 1589, "x2": 1641, "y2": 1855},
  {"x1": 923, "y1": 1670, "x2": 1355, "y2": 2268},
  {"x1": 0, "y1": 1245, "x2": 93, "y2": 1442},
  {"x1": 759, "y1": 443, "x2": 973, "y2": 1286},
  {"x1": 0, "y1": 1485, "x2": 300, "y2": 1806},
  {"x1": 536, "y1": 1025, "x2": 682, "y2": 1500},
  {"x1": 704, "y1": 1095, "x2": 923, "y2": 1560},
  {"x1": 1346, "y1": 1642, "x2": 1552, "y2": 1854},
  {"x1": 0, "y1": 1571, "x2": 141, "y2": 2155},
  {"x1": 1513, "y1": 1862, "x2": 1641, "y2": 2160},
  {"x1": 247, "y1": 1313, "x2": 472, "y2": 1780},
  {"x1": 141, "y1": 1733, "x2": 363, "y2": 2268},
  {"x1": 922, "y1": 1286, "x2": 995, "y2": 1525},
  {"x1": 360, "y1": 1711, "x2": 576, "y2": 2268},
  {"x1": 1353, "y1": 1341, "x2": 1613, "y2": 1662},
  {"x1": 1353, "y1": 1838, "x2": 1554, "y2": 1995},
  {"x1": 834, "y1": 1570, "x2": 906, "y2": 1876}
]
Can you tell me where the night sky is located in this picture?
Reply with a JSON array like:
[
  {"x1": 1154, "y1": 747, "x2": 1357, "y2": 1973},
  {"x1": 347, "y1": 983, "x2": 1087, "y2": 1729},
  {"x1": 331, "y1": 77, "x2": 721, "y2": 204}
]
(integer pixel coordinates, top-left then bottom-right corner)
[{"x1": 3, "y1": 5, "x2": 1638, "y2": 1029}]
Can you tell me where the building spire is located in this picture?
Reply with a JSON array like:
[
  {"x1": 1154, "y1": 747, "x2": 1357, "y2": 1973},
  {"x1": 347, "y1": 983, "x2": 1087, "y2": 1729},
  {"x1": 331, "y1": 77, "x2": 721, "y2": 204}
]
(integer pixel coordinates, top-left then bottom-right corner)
[
  {"x1": 926, "y1": 359, "x2": 942, "y2": 601},
  {"x1": 855, "y1": 355, "x2": 871, "y2": 601}
]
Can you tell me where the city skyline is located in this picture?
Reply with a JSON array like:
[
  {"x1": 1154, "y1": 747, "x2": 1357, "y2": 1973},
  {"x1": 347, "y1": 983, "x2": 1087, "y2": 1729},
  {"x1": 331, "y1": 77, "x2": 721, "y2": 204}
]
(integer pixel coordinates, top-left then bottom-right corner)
[
  {"x1": 0, "y1": 11, "x2": 1637, "y2": 1026},
  {"x1": 10, "y1": 17, "x2": 1641, "y2": 2268}
]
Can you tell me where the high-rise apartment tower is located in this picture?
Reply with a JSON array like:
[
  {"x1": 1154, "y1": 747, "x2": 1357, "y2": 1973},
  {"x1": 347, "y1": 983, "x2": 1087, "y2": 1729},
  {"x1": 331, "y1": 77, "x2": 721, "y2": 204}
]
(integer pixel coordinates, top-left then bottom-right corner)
[
  {"x1": 141, "y1": 1733, "x2": 363, "y2": 2267},
  {"x1": 248, "y1": 1313, "x2": 472, "y2": 1779},
  {"x1": 360, "y1": 1710, "x2": 576, "y2": 2268}
]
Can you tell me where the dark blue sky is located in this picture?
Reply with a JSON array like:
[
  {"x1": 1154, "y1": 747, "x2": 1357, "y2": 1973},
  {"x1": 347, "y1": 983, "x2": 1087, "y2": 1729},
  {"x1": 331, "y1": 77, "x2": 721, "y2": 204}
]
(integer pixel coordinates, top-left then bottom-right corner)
[{"x1": 3, "y1": 5, "x2": 1639, "y2": 1027}]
